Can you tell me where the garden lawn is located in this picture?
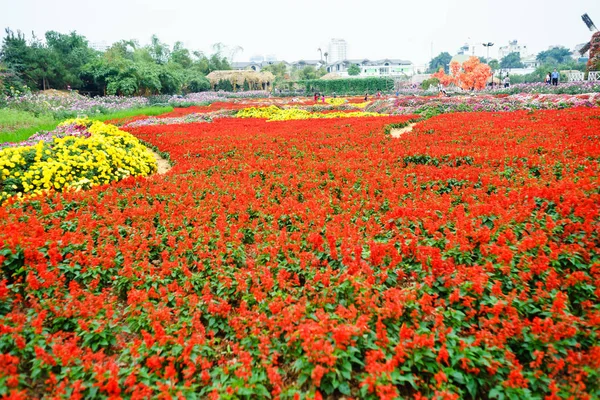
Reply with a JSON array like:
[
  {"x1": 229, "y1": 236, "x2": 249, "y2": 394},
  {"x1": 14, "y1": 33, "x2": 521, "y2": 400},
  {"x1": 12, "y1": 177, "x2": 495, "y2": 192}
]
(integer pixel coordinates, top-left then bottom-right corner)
[
  {"x1": 0, "y1": 108, "x2": 55, "y2": 139},
  {"x1": 0, "y1": 109, "x2": 599, "y2": 399}
]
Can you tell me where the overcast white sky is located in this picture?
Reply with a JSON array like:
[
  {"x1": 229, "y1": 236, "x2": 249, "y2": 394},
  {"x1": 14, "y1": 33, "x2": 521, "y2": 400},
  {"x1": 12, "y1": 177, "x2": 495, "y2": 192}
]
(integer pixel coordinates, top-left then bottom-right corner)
[{"x1": 1, "y1": 0, "x2": 599, "y2": 65}]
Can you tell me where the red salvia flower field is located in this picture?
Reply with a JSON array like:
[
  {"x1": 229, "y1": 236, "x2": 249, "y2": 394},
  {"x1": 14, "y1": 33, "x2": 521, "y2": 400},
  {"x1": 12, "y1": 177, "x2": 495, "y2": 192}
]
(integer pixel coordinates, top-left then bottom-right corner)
[{"x1": 1, "y1": 106, "x2": 599, "y2": 399}]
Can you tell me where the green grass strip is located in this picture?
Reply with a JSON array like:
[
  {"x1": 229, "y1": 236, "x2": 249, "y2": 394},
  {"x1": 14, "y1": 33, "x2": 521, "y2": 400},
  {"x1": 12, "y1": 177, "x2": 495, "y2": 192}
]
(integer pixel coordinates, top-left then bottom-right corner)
[{"x1": 0, "y1": 106, "x2": 173, "y2": 144}]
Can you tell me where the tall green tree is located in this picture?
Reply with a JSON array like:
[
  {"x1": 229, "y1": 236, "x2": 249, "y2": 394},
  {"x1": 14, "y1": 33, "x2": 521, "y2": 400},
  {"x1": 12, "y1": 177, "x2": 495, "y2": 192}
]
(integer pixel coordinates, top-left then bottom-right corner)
[
  {"x1": 261, "y1": 62, "x2": 288, "y2": 81},
  {"x1": 2, "y1": 29, "x2": 235, "y2": 95},
  {"x1": 536, "y1": 47, "x2": 572, "y2": 65},
  {"x1": 297, "y1": 66, "x2": 319, "y2": 80},
  {"x1": 44, "y1": 30, "x2": 98, "y2": 89},
  {"x1": 488, "y1": 59, "x2": 500, "y2": 70},
  {"x1": 171, "y1": 41, "x2": 193, "y2": 68},
  {"x1": 347, "y1": 64, "x2": 361, "y2": 76},
  {"x1": 428, "y1": 52, "x2": 452, "y2": 73},
  {"x1": 500, "y1": 52, "x2": 524, "y2": 69},
  {"x1": 147, "y1": 35, "x2": 170, "y2": 64},
  {"x1": 0, "y1": 29, "x2": 29, "y2": 79}
]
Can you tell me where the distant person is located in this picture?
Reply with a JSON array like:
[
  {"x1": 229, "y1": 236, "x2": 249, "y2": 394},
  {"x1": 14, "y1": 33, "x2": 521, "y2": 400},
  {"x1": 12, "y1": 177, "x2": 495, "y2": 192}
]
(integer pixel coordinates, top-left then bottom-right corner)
[
  {"x1": 438, "y1": 84, "x2": 448, "y2": 97},
  {"x1": 321, "y1": 94, "x2": 325, "y2": 103},
  {"x1": 364, "y1": 92, "x2": 369, "y2": 101},
  {"x1": 333, "y1": 92, "x2": 337, "y2": 98},
  {"x1": 314, "y1": 92, "x2": 318, "y2": 102},
  {"x1": 545, "y1": 72, "x2": 551, "y2": 85},
  {"x1": 395, "y1": 89, "x2": 399, "y2": 96},
  {"x1": 503, "y1": 75, "x2": 510, "y2": 88},
  {"x1": 551, "y1": 69, "x2": 559, "y2": 86},
  {"x1": 376, "y1": 91, "x2": 382, "y2": 98}
]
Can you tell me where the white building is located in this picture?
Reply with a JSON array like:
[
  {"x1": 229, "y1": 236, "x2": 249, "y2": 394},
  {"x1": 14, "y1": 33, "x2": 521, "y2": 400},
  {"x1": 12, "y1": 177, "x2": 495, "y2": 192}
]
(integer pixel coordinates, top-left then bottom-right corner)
[
  {"x1": 521, "y1": 55, "x2": 540, "y2": 69},
  {"x1": 327, "y1": 59, "x2": 413, "y2": 78},
  {"x1": 90, "y1": 41, "x2": 108, "y2": 52},
  {"x1": 498, "y1": 40, "x2": 529, "y2": 59},
  {"x1": 328, "y1": 39, "x2": 347, "y2": 63},
  {"x1": 231, "y1": 60, "x2": 291, "y2": 72}
]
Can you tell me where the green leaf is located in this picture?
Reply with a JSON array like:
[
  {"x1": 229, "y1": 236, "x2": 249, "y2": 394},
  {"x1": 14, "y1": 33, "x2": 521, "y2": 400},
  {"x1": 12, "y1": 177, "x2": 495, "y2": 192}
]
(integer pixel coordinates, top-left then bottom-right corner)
[
  {"x1": 451, "y1": 370, "x2": 465, "y2": 384},
  {"x1": 466, "y1": 377, "x2": 478, "y2": 397},
  {"x1": 338, "y1": 382, "x2": 351, "y2": 396}
]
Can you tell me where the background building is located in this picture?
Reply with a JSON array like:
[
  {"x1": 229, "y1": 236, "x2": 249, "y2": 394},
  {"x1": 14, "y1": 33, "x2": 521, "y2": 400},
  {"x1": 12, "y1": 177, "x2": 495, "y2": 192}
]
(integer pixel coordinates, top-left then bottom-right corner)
[
  {"x1": 327, "y1": 59, "x2": 413, "y2": 77},
  {"x1": 90, "y1": 41, "x2": 108, "y2": 52},
  {"x1": 498, "y1": 40, "x2": 529, "y2": 59},
  {"x1": 328, "y1": 39, "x2": 347, "y2": 63}
]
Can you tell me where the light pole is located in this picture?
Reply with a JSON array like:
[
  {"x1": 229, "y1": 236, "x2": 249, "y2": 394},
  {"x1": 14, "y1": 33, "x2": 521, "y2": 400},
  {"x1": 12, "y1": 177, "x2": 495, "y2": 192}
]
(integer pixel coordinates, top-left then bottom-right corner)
[
  {"x1": 318, "y1": 48, "x2": 323, "y2": 62},
  {"x1": 482, "y1": 42, "x2": 494, "y2": 62}
]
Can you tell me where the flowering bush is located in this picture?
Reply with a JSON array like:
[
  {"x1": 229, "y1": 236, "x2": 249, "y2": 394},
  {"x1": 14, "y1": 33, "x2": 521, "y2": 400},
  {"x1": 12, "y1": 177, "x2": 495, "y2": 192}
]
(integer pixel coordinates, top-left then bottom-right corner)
[
  {"x1": 4, "y1": 92, "x2": 149, "y2": 118},
  {"x1": 433, "y1": 57, "x2": 492, "y2": 91},
  {"x1": 0, "y1": 105, "x2": 599, "y2": 399},
  {"x1": 0, "y1": 118, "x2": 156, "y2": 203}
]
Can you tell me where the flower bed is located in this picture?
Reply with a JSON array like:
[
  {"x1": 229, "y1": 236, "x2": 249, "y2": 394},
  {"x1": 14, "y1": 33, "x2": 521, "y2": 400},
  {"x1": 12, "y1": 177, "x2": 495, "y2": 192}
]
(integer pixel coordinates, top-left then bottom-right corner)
[
  {"x1": 0, "y1": 119, "x2": 156, "y2": 202},
  {"x1": 236, "y1": 105, "x2": 384, "y2": 121},
  {"x1": 366, "y1": 93, "x2": 600, "y2": 117},
  {"x1": 5, "y1": 92, "x2": 149, "y2": 118},
  {"x1": 0, "y1": 106, "x2": 599, "y2": 399}
]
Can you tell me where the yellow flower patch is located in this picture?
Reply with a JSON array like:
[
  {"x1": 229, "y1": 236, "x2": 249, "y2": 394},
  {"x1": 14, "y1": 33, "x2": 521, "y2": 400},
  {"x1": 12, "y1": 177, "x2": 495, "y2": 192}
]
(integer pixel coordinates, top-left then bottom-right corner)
[
  {"x1": 236, "y1": 106, "x2": 385, "y2": 121},
  {"x1": 0, "y1": 119, "x2": 157, "y2": 203},
  {"x1": 324, "y1": 98, "x2": 347, "y2": 106}
]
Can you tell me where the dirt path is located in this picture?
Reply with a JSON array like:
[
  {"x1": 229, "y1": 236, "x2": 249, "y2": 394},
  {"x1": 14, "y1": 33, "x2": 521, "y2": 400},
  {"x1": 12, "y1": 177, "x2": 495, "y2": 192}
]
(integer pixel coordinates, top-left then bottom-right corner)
[
  {"x1": 390, "y1": 123, "x2": 417, "y2": 138},
  {"x1": 150, "y1": 149, "x2": 172, "y2": 174}
]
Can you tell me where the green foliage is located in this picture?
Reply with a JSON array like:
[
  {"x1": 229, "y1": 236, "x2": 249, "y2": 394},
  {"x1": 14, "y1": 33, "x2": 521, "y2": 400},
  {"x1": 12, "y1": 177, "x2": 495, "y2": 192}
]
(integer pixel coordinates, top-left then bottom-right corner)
[
  {"x1": 0, "y1": 62, "x2": 27, "y2": 97},
  {"x1": 488, "y1": 59, "x2": 500, "y2": 70},
  {"x1": 428, "y1": 52, "x2": 452, "y2": 73},
  {"x1": 215, "y1": 79, "x2": 233, "y2": 92},
  {"x1": 298, "y1": 77, "x2": 394, "y2": 95},
  {"x1": 347, "y1": 64, "x2": 361, "y2": 76},
  {"x1": 421, "y1": 77, "x2": 440, "y2": 90},
  {"x1": 296, "y1": 65, "x2": 322, "y2": 80},
  {"x1": 499, "y1": 60, "x2": 587, "y2": 85},
  {"x1": 1, "y1": 28, "x2": 98, "y2": 91},
  {"x1": 536, "y1": 47, "x2": 573, "y2": 65},
  {"x1": 261, "y1": 62, "x2": 289, "y2": 83},
  {"x1": 184, "y1": 73, "x2": 210, "y2": 93},
  {"x1": 500, "y1": 52, "x2": 524, "y2": 69},
  {"x1": 1, "y1": 29, "x2": 230, "y2": 95}
]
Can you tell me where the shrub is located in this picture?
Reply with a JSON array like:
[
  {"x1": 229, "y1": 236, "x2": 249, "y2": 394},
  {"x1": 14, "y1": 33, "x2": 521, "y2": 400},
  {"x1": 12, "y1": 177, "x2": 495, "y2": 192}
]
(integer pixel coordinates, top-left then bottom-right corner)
[
  {"x1": 216, "y1": 79, "x2": 234, "y2": 92},
  {"x1": 297, "y1": 77, "x2": 395, "y2": 95},
  {"x1": 185, "y1": 75, "x2": 210, "y2": 93},
  {"x1": 421, "y1": 78, "x2": 440, "y2": 90}
]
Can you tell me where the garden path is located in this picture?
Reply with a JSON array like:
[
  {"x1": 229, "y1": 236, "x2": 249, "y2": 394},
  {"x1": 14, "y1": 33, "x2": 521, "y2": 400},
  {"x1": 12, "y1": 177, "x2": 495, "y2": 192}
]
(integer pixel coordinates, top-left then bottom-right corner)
[
  {"x1": 150, "y1": 149, "x2": 171, "y2": 174},
  {"x1": 390, "y1": 122, "x2": 416, "y2": 138}
]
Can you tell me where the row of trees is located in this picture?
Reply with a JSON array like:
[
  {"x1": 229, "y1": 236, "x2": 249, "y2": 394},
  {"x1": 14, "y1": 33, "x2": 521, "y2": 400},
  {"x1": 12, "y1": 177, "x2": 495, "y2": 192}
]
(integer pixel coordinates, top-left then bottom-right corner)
[
  {"x1": 428, "y1": 47, "x2": 582, "y2": 73},
  {"x1": 0, "y1": 29, "x2": 233, "y2": 96},
  {"x1": 427, "y1": 47, "x2": 586, "y2": 84}
]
